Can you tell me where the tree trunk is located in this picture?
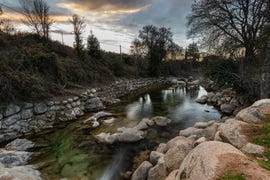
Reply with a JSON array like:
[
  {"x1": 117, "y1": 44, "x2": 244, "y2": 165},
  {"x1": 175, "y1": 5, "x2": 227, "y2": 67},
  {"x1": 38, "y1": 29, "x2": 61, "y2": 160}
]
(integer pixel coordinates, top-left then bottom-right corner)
[
  {"x1": 260, "y1": 38, "x2": 270, "y2": 99},
  {"x1": 245, "y1": 44, "x2": 255, "y2": 62}
]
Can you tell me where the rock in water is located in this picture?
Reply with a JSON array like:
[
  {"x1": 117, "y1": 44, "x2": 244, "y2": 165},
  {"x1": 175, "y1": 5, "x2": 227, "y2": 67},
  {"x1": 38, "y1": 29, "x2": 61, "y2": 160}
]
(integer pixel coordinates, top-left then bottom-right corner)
[
  {"x1": 195, "y1": 95, "x2": 208, "y2": 104},
  {"x1": 151, "y1": 116, "x2": 171, "y2": 126}
]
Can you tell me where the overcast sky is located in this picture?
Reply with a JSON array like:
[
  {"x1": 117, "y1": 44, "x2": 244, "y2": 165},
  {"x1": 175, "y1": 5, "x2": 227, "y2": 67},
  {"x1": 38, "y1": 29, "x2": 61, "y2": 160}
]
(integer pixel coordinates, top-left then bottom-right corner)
[{"x1": 0, "y1": 0, "x2": 194, "y2": 53}]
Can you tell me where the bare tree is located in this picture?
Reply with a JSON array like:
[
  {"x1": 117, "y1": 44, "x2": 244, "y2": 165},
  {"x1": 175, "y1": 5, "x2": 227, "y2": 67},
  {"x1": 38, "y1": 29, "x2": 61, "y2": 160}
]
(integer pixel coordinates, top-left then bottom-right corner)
[
  {"x1": 69, "y1": 14, "x2": 86, "y2": 60},
  {"x1": 187, "y1": 0, "x2": 268, "y2": 61},
  {"x1": 19, "y1": 0, "x2": 53, "y2": 39},
  {"x1": 0, "y1": 6, "x2": 15, "y2": 34}
]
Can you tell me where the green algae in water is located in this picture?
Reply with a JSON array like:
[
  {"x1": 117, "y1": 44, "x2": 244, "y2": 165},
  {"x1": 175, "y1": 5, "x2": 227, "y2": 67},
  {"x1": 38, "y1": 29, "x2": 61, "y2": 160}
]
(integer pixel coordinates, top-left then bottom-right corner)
[{"x1": 30, "y1": 86, "x2": 221, "y2": 179}]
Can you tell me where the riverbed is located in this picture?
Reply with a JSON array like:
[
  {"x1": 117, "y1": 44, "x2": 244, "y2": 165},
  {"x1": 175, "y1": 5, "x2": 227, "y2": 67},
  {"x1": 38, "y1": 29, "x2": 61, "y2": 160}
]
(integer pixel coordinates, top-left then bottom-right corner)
[{"x1": 29, "y1": 86, "x2": 221, "y2": 180}]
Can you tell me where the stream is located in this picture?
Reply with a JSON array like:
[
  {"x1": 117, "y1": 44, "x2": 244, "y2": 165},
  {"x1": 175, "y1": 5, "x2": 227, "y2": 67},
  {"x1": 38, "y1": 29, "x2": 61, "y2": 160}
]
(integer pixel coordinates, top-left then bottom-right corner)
[{"x1": 29, "y1": 86, "x2": 221, "y2": 180}]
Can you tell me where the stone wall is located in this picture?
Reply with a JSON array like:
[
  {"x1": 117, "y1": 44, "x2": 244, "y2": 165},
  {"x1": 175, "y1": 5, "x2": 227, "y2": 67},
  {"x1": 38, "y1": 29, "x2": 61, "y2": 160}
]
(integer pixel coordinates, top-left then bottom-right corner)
[{"x1": 0, "y1": 78, "x2": 169, "y2": 143}]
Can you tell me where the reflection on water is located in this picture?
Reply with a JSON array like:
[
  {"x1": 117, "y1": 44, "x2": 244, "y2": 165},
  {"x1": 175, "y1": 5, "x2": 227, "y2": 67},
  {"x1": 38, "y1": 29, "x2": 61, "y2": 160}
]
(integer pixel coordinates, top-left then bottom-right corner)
[
  {"x1": 30, "y1": 86, "x2": 221, "y2": 180},
  {"x1": 126, "y1": 94, "x2": 153, "y2": 120},
  {"x1": 123, "y1": 86, "x2": 220, "y2": 128}
]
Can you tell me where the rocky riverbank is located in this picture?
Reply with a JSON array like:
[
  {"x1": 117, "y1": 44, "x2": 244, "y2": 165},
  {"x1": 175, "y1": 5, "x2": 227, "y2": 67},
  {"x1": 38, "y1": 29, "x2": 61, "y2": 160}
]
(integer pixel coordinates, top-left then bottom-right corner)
[
  {"x1": 0, "y1": 78, "x2": 171, "y2": 144},
  {"x1": 131, "y1": 99, "x2": 270, "y2": 180},
  {"x1": 0, "y1": 78, "x2": 175, "y2": 179}
]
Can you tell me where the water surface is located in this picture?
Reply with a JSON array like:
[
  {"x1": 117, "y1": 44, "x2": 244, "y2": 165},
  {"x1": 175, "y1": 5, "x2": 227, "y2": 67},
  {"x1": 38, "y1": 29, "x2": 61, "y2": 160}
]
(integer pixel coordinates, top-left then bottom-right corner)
[{"x1": 29, "y1": 86, "x2": 221, "y2": 180}]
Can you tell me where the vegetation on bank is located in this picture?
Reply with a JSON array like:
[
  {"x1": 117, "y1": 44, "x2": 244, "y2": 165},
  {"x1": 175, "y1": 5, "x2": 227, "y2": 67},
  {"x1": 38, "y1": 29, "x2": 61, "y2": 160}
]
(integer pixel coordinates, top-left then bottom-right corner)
[
  {"x1": 219, "y1": 170, "x2": 245, "y2": 180},
  {"x1": 0, "y1": 32, "x2": 142, "y2": 102},
  {"x1": 243, "y1": 114, "x2": 270, "y2": 171}
]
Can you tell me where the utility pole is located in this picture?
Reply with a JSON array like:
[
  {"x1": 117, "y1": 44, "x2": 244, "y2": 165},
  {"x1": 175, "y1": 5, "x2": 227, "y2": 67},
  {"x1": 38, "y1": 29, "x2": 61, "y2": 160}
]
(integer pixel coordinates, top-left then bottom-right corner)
[
  {"x1": 120, "y1": 45, "x2": 122, "y2": 61},
  {"x1": 61, "y1": 31, "x2": 64, "y2": 45}
]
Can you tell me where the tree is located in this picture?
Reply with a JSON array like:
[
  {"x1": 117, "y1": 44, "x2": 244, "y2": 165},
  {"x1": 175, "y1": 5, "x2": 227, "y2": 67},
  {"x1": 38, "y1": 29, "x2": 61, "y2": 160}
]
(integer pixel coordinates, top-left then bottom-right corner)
[
  {"x1": 186, "y1": 43, "x2": 200, "y2": 61},
  {"x1": 69, "y1": 14, "x2": 86, "y2": 61},
  {"x1": 19, "y1": 0, "x2": 53, "y2": 39},
  {"x1": 168, "y1": 42, "x2": 183, "y2": 60},
  {"x1": 87, "y1": 31, "x2": 101, "y2": 59},
  {"x1": 187, "y1": 0, "x2": 268, "y2": 61},
  {"x1": 130, "y1": 38, "x2": 146, "y2": 59},
  {"x1": 132, "y1": 25, "x2": 174, "y2": 76},
  {"x1": 0, "y1": 6, "x2": 15, "y2": 34}
]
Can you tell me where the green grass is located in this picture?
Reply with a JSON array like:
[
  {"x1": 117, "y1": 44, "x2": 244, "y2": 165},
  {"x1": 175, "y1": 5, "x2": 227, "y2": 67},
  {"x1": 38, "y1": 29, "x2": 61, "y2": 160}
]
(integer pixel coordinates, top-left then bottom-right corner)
[
  {"x1": 253, "y1": 114, "x2": 270, "y2": 170},
  {"x1": 219, "y1": 170, "x2": 245, "y2": 180}
]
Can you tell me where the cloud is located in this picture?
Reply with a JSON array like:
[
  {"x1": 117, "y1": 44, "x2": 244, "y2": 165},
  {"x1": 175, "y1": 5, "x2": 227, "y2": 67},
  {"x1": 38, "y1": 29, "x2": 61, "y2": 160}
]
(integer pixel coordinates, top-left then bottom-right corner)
[{"x1": 58, "y1": 0, "x2": 151, "y2": 14}]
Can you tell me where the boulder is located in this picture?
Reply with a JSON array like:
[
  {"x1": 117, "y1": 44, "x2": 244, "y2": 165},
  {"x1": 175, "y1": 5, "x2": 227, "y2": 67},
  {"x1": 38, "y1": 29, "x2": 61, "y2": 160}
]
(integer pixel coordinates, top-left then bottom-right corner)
[
  {"x1": 20, "y1": 109, "x2": 33, "y2": 120},
  {"x1": 192, "y1": 137, "x2": 207, "y2": 147},
  {"x1": 103, "y1": 118, "x2": 115, "y2": 124},
  {"x1": 85, "y1": 97, "x2": 104, "y2": 112},
  {"x1": 95, "y1": 128, "x2": 146, "y2": 144},
  {"x1": 4, "y1": 104, "x2": 21, "y2": 117},
  {"x1": 84, "y1": 111, "x2": 113, "y2": 123},
  {"x1": 207, "y1": 92, "x2": 215, "y2": 99},
  {"x1": 132, "y1": 161, "x2": 153, "y2": 180},
  {"x1": 0, "y1": 163, "x2": 42, "y2": 180},
  {"x1": 148, "y1": 156, "x2": 167, "y2": 180},
  {"x1": 165, "y1": 170, "x2": 178, "y2": 180},
  {"x1": 135, "y1": 120, "x2": 149, "y2": 130},
  {"x1": 218, "y1": 119, "x2": 247, "y2": 149},
  {"x1": 241, "y1": 143, "x2": 265, "y2": 155},
  {"x1": 179, "y1": 127, "x2": 203, "y2": 137},
  {"x1": 220, "y1": 103, "x2": 235, "y2": 114},
  {"x1": 164, "y1": 142, "x2": 192, "y2": 172},
  {"x1": 195, "y1": 95, "x2": 208, "y2": 104},
  {"x1": 151, "y1": 116, "x2": 171, "y2": 126},
  {"x1": 252, "y1": 99, "x2": 270, "y2": 107},
  {"x1": 236, "y1": 107, "x2": 266, "y2": 123},
  {"x1": 194, "y1": 120, "x2": 215, "y2": 129},
  {"x1": 34, "y1": 103, "x2": 47, "y2": 114},
  {"x1": 166, "y1": 136, "x2": 192, "y2": 151},
  {"x1": 3, "y1": 114, "x2": 21, "y2": 126},
  {"x1": 156, "y1": 143, "x2": 167, "y2": 154},
  {"x1": 92, "y1": 121, "x2": 100, "y2": 128},
  {"x1": 149, "y1": 151, "x2": 164, "y2": 165},
  {"x1": 142, "y1": 118, "x2": 155, "y2": 127},
  {"x1": 252, "y1": 99, "x2": 270, "y2": 114},
  {"x1": 5, "y1": 139, "x2": 34, "y2": 151},
  {"x1": 177, "y1": 141, "x2": 270, "y2": 180},
  {"x1": 218, "y1": 118, "x2": 248, "y2": 148},
  {"x1": 0, "y1": 149, "x2": 31, "y2": 167}
]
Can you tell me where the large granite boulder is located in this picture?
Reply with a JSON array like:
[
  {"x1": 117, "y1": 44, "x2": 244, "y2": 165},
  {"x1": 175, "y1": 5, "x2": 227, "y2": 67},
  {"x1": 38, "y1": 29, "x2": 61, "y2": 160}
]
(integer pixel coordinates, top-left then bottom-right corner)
[
  {"x1": 217, "y1": 118, "x2": 248, "y2": 148},
  {"x1": 149, "y1": 151, "x2": 164, "y2": 166},
  {"x1": 236, "y1": 107, "x2": 266, "y2": 123},
  {"x1": 131, "y1": 161, "x2": 153, "y2": 180},
  {"x1": 148, "y1": 156, "x2": 167, "y2": 180},
  {"x1": 177, "y1": 141, "x2": 270, "y2": 180}
]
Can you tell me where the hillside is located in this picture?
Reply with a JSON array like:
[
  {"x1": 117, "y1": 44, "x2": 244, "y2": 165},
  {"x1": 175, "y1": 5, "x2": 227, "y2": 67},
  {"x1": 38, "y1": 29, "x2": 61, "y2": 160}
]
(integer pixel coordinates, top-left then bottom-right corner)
[{"x1": 0, "y1": 32, "x2": 142, "y2": 103}]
